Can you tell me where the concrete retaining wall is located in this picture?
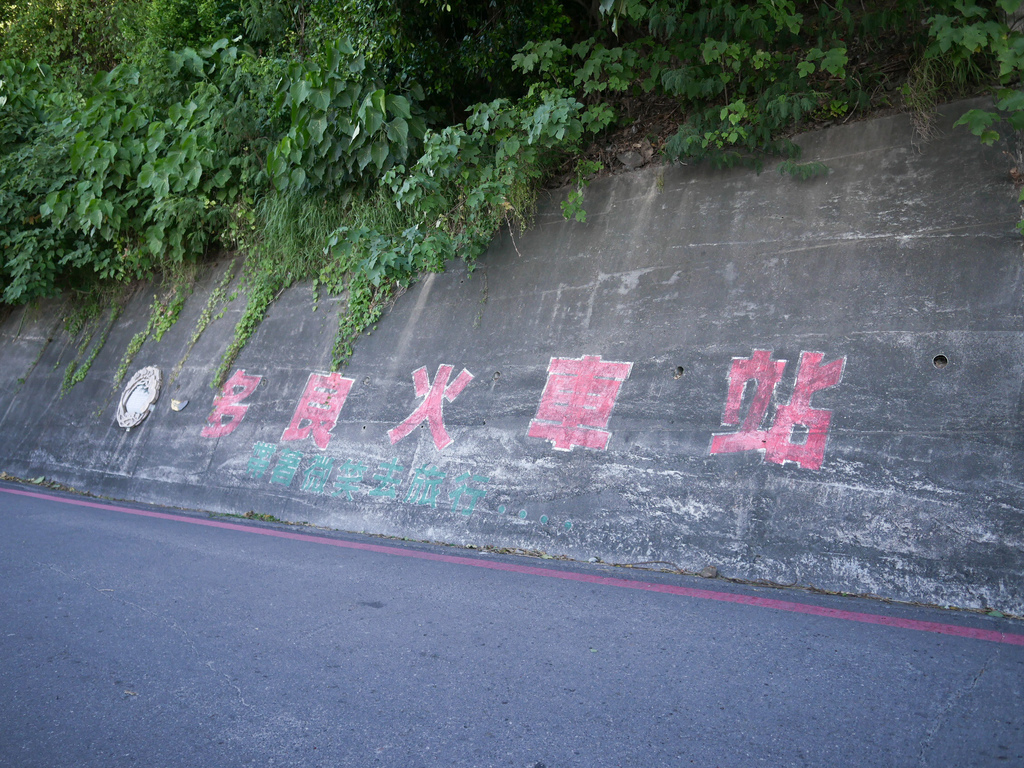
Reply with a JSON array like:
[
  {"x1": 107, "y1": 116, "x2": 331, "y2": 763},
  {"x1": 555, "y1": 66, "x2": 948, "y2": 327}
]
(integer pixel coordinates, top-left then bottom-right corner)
[{"x1": 2, "y1": 99, "x2": 1022, "y2": 613}]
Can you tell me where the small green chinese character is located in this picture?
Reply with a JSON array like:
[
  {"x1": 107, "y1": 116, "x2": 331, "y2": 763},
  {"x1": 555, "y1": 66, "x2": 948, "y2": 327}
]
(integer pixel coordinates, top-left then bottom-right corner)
[
  {"x1": 448, "y1": 472, "x2": 489, "y2": 515},
  {"x1": 270, "y1": 449, "x2": 303, "y2": 487},
  {"x1": 247, "y1": 442, "x2": 277, "y2": 479},
  {"x1": 300, "y1": 455, "x2": 335, "y2": 494},
  {"x1": 331, "y1": 459, "x2": 367, "y2": 500},
  {"x1": 405, "y1": 465, "x2": 446, "y2": 507},
  {"x1": 367, "y1": 457, "x2": 404, "y2": 499}
]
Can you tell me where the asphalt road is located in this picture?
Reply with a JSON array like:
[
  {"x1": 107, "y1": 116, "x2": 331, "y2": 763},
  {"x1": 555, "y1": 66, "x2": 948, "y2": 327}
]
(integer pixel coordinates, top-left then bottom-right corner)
[{"x1": 1, "y1": 483, "x2": 1022, "y2": 768}]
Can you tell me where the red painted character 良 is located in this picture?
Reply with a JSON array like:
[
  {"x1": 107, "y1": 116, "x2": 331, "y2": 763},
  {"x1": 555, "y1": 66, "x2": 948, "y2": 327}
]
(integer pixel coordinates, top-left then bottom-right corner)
[
  {"x1": 282, "y1": 372, "x2": 355, "y2": 450},
  {"x1": 527, "y1": 355, "x2": 633, "y2": 451},
  {"x1": 388, "y1": 365, "x2": 474, "y2": 451},
  {"x1": 709, "y1": 350, "x2": 846, "y2": 470},
  {"x1": 201, "y1": 369, "x2": 263, "y2": 439}
]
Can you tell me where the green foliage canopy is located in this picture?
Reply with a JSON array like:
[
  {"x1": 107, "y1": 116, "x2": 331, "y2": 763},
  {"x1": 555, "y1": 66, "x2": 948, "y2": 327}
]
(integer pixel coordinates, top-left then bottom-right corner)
[{"x1": 1, "y1": 0, "x2": 1021, "y2": 378}]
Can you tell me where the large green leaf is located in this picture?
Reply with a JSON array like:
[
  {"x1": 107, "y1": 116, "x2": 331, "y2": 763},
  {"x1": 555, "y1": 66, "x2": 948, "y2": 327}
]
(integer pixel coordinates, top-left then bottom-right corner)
[
  {"x1": 153, "y1": 171, "x2": 170, "y2": 198},
  {"x1": 291, "y1": 79, "x2": 312, "y2": 107},
  {"x1": 138, "y1": 164, "x2": 155, "y2": 188},
  {"x1": 356, "y1": 144, "x2": 372, "y2": 171},
  {"x1": 182, "y1": 160, "x2": 202, "y2": 190},
  {"x1": 267, "y1": 150, "x2": 286, "y2": 179},
  {"x1": 363, "y1": 108, "x2": 383, "y2": 137},
  {"x1": 370, "y1": 140, "x2": 389, "y2": 171},
  {"x1": 386, "y1": 118, "x2": 409, "y2": 146},
  {"x1": 85, "y1": 203, "x2": 102, "y2": 230},
  {"x1": 309, "y1": 116, "x2": 328, "y2": 144},
  {"x1": 312, "y1": 88, "x2": 331, "y2": 112},
  {"x1": 385, "y1": 94, "x2": 412, "y2": 120}
]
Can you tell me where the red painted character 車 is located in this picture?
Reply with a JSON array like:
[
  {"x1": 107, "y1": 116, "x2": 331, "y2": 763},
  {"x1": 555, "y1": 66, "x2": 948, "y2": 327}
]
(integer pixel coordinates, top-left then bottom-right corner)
[{"x1": 527, "y1": 355, "x2": 633, "y2": 451}]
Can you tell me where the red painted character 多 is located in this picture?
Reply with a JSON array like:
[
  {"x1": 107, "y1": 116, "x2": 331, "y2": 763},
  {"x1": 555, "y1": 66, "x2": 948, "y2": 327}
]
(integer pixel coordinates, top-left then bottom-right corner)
[{"x1": 201, "y1": 369, "x2": 263, "y2": 438}]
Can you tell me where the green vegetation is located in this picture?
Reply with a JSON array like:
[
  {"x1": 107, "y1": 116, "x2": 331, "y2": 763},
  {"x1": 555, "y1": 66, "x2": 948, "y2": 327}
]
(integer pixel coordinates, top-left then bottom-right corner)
[
  {"x1": 1, "y1": 0, "x2": 1022, "y2": 390},
  {"x1": 169, "y1": 257, "x2": 237, "y2": 383},
  {"x1": 243, "y1": 510, "x2": 283, "y2": 522},
  {"x1": 113, "y1": 263, "x2": 195, "y2": 388},
  {"x1": 56, "y1": 284, "x2": 129, "y2": 395}
]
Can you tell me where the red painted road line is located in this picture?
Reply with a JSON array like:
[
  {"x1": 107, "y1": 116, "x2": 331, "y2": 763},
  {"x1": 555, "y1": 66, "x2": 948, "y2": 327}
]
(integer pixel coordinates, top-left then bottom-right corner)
[{"x1": 4, "y1": 485, "x2": 1023, "y2": 647}]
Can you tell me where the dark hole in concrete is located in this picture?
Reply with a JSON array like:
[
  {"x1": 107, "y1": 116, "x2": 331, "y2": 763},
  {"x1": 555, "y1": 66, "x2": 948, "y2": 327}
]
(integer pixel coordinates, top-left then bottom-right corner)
[
  {"x1": 933, "y1": 354, "x2": 948, "y2": 368},
  {"x1": 363, "y1": 377, "x2": 370, "y2": 385},
  {"x1": 483, "y1": 420, "x2": 486, "y2": 425},
  {"x1": 362, "y1": 425, "x2": 366, "y2": 430},
  {"x1": 790, "y1": 424, "x2": 809, "y2": 445},
  {"x1": 673, "y1": 366, "x2": 684, "y2": 379},
  {"x1": 493, "y1": 371, "x2": 501, "y2": 380}
]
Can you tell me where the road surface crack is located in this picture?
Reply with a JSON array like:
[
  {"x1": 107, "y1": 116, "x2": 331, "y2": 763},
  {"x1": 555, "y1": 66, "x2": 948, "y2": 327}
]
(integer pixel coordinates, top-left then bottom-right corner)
[{"x1": 916, "y1": 647, "x2": 999, "y2": 766}]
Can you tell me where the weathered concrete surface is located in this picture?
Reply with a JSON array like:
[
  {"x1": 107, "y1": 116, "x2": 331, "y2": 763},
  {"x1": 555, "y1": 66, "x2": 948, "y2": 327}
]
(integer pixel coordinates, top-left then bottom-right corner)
[{"x1": 2, "y1": 99, "x2": 1022, "y2": 613}]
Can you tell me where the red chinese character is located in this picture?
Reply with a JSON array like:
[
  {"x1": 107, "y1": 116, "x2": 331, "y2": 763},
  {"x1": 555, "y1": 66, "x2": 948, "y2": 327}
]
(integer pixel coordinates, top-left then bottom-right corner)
[
  {"x1": 282, "y1": 372, "x2": 354, "y2": 450},
  {"x1": 710, "y1": 350, "x2": 846, "y2": 470},
  {"x1": 527, "y1": 355, "x2": 633, "y2": 451},
  {"x1": 201, "y1": 369, "x2": 262, "y2": 438},
  {"x1": 707, "y1": 350, "x2": 786, "y2": 456},
  {"x1": 388, "y1": 365, "x2": 474, "y2": 450}
]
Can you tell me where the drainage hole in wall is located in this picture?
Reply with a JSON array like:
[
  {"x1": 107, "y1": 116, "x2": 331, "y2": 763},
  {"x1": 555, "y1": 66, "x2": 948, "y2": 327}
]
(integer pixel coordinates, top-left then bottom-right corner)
[
  {"x1": 933, "y1": 355, "x2": 948, "y2": 369},
  {"x1": 493, "y1": 371, "x2": 501, "y2": 380},
  {"x1": 673, "y1": 366, "x2": 685, "y2": 379},
  {"x1": 363, "y1": 377, "x2": 370, "y2": 385}
]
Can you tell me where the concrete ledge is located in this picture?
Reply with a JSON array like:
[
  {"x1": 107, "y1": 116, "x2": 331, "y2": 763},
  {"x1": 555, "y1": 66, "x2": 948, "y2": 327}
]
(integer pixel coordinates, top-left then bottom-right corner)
[{"x1": 2, "y1": 98, "x2": 1022, "y2": 613}]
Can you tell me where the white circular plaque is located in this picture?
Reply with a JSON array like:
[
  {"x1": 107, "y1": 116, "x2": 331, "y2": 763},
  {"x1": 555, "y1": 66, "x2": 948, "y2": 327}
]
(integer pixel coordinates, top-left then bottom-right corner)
[{"x1": 116, "y1": 366, "x2": 162, "y2": 429}]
